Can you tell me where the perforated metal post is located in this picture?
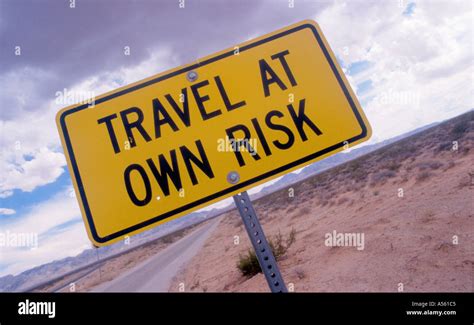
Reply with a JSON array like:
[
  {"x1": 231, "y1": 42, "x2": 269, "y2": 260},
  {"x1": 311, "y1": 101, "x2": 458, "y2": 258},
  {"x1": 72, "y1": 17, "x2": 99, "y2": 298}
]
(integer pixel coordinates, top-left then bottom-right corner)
[{"x1": 233, "y1": 191, "x2": 287, "y2": 293}]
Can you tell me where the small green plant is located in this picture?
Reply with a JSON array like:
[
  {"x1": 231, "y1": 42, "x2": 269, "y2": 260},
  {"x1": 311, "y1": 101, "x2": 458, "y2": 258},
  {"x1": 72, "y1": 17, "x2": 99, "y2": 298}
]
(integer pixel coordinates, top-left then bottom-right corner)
[
  {"x1": 237, "y1": 228, "x2": 296, "y2": 277},
  {"x1": 286, "y1": 228, "x2": 296, "y2": 249},
  {"x1": 237, "y1": 249, "x2": 261, "y2": 277}
]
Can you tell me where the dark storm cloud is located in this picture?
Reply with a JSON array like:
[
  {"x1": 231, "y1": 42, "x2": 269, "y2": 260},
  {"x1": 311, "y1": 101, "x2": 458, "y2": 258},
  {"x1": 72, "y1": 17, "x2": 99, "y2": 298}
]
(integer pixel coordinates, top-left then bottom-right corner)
[{"x1": 0, "y1": 0, "x2": 329, "y2": 119}]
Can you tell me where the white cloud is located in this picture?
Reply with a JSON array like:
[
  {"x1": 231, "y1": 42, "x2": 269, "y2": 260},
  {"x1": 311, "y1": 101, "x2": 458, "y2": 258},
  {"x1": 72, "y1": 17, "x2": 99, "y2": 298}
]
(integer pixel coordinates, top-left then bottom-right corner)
[
  {"x1": 67, "y1": 48, "x2": 179, "y2": 97},
  {"x1": 0, "y1": 67, "x2": 57, "y2": 120},
  {"x1": 0, "y1": 148, "x2": 66, "y2": 197},
  {"x1": 0, "y1": 208, "x2": 15, "y2": 215},
  {"x1": 316, "y1": 0, "x2": 473, "y2": 143}
]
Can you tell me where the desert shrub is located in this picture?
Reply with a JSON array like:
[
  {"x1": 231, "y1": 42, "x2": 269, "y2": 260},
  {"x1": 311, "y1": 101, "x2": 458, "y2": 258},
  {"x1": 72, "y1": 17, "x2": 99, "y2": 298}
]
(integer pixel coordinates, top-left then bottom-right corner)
[
  {"x1": 237, "y1": 249, "x2": 261, "y2": 277},
  {"x1": 416, "y1": 171, "x2": 432, "y2": 182},
  {"x1": 382, "y1": 161, "x2": 402, "y2": 171},
  {"x1": 378, "y1": 142, "x2": 416, "y2": 163},
  {"x1": 416, "y1": 160, "x2": 443, "y2": 171},
  {"x1": 337, "y1": 196, "x2": 349, "y2": 204},
  {"x1": 351, "y1": 168, "x2": 368, "y2": 182},
  {"x1": 293, "y1": 267, "x2": 306, "y2": 280},
  {"x1": 237, "y1": 228, "x2": 296, "y2": 277},
  {"x1": 434, "y1": 141, "x2": 453, "y2": 153},
  {"x1": 161, "y1": 233, "x2": 175, "y2": 244},
  {"x1": 345, "y1": 159, "x2": 369, "y2": 182},
  {"x1": 450, "y1": 119, "x2": 470, "y2": 139},
  {"x1": 233, "y1": 218, "x2": 243, "y2": 228},
  {"x1": 297, "y1": 206, "x2": 311, "y2": 216},
  {"x1": 371, "y1": 170, "x2": 397, "y2": 184},
  {"x1": 317, "y1": 191, "x2": 333, "y2": 207},
  {"x1": 347, "y1": 160, "x2": 361, "y2": 171},
  {"x1": 271, "y1": 232, "x2": 286, "y2": 258},
  {"x1": 286, "y1": 228, "x2": 296, "y2": 248},
  {"x1": 457, "y1": 174, "x2": 472, "y2": 189},
  {"x1": 421, "y1": 210, "x2": 435, "y2": 223},
  {"x1": 344, "y1": 184, "x2": 357, "y2": 193},
  {"x1": 443, "y1": 161, "x2": 455, "y2": 171},
  {"x1": 317, "y1": 182, "x2": 331, "y2": 190}
]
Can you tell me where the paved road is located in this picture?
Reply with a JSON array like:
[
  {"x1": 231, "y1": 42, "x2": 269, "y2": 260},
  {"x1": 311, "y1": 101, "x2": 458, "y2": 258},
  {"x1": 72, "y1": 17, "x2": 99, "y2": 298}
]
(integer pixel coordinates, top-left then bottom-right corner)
[{"x1": 91, "y1": 217, "x2": 220, "y2": 292}]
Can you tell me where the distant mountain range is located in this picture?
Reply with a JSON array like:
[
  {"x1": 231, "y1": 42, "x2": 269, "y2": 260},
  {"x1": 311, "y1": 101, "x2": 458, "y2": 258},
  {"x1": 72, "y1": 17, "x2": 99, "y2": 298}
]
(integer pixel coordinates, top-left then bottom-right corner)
[
  {"x1": 0, "y1": 207, "x2": 228, "y2": 292},
  {"x1": 0, "y1": 119, "x2": 442, "y2": 292}
]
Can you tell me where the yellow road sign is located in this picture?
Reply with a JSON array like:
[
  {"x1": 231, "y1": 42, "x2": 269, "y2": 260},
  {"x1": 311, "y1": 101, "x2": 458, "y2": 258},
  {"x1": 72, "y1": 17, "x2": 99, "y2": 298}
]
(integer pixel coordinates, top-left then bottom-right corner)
[{"x1": 56, "y1": 20, "x2": 371, "y2": 246}]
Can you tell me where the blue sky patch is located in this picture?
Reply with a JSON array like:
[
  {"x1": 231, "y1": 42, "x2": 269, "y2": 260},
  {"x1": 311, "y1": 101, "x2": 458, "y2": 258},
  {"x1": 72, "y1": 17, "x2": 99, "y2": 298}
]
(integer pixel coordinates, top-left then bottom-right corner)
[
  {"x1": 348, "y1": 60, "x2": 371, "y2": 75},
  {"x1": 403, "y1": 2, "x2": 416, "y2": 16},
  {"x1": 0, "y1": 170, "x2": 71, "y2": 217}
]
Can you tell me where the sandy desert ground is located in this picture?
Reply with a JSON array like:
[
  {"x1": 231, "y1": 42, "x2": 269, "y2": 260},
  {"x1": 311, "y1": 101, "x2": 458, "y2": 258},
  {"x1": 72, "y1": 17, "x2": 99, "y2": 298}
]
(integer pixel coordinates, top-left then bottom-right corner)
[{"x1": 169, "y1": 112, "x2": 473, "y2": 292}]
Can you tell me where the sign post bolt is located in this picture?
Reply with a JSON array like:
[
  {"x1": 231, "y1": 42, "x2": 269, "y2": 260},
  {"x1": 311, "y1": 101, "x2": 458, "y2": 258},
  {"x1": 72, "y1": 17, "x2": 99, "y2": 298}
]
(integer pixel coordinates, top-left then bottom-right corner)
[
  {"x1": 186, "y1": 70, "x2": 198, "y2": 82},
  {"x1": 227, "y1": 171, "x2": 240, "y2": 184}
]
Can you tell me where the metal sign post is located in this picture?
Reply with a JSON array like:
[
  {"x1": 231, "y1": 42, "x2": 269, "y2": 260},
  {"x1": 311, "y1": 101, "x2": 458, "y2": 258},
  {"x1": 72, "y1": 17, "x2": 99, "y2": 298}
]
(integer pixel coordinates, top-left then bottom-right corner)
[{"x1": 233, "y1": 191, "x2": 288, "y2": 293}]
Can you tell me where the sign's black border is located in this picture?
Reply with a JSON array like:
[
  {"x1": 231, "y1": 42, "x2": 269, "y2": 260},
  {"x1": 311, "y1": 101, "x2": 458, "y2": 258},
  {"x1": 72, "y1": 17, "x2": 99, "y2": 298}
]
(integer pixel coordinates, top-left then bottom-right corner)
[{"x1": 59, "y1": 22, "x2": 368, "y2": 244}]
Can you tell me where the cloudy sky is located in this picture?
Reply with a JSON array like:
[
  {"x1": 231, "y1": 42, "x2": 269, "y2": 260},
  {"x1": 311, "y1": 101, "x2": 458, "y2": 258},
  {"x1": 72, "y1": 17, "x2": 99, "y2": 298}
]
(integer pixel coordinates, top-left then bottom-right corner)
[{"x1": 0, "y1": 0, "x2": 472, "y2": 276}]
